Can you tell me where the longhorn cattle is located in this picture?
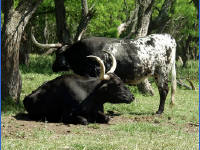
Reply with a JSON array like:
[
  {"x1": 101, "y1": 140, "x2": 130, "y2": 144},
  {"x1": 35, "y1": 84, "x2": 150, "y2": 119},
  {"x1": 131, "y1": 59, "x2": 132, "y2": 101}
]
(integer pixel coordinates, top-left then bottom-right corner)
[
  {"x1": 23, "y1": 51, "x2": 134, "y2": 125},
  {"x1": 32, "y1": 33, "x2": 177, "y2": 114}
]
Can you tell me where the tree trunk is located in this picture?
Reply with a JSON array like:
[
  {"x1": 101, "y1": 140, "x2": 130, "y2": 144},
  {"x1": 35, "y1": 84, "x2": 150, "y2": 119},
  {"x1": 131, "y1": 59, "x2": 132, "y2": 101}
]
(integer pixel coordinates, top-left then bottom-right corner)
[
  {"x1": 54, "y1": 0, "x2": 71, "y2": 43},
  {"x1": 182, "y1": 35, "x2": 192, "y2": 67},
  {"x1": 148, "y1": 0, "x2": 176, "y2": 33},
  {"x1": 118, "y1": 2, "x2": 139, "y2": 38},
  {"x1": 19, "y1": 25, "x2": 32, "y2": 65},
  {"x1": 1, "y1": 0, "x2": 42, "y2": 102},
  {"x1": 192, "y1": 0, "x2": 199, "y2": 19},
  {"x1": 131, "y1": 0, "x2": 155, "y2": 95},
  {"x1": 19, "y1": 34, "x2": 30, "y2": 65},
  {"x1": 54, "y1": 0, "x2": 95, "y2": 43},
  {"x1": 135, "y1": 0, "x2": 155, "y2": 37},
  {"x1": 118, "y1": 0, "x2": 155, "y2": 96},
  {"x1": 74, "y1": 0, "x2": 95, "y2": 41},
  {"x1": 135, "y1": 0, "x2": 155, "y2": 96},
  {"x1": 44, "y1": 14, "x2": 50, "y2": 44}
]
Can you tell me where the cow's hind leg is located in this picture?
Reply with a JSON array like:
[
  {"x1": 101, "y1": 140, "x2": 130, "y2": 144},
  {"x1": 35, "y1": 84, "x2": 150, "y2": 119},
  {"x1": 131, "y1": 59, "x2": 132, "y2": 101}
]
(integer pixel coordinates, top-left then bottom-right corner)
[{"x1": 155, "y1": 75, "x2": 169, "y2": 114}]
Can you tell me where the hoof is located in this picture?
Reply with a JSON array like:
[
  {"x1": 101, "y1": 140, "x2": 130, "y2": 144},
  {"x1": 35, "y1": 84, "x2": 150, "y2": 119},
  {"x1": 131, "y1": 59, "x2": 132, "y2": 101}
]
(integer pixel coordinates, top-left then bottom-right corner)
[
  {"x1": 80, "y1": 118, "x2": 89, "y2": 125},
  {"x1": 156, "y1": 110, "x2": 163, "y2": 114},
  {"x1": 104, "y1": 116, "x2": 110, "y2": 123}
]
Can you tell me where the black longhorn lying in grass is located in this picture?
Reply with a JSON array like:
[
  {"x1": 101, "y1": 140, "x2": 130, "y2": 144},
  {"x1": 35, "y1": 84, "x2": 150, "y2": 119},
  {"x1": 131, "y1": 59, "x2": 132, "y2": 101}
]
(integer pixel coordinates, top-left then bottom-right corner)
[{"x1": 23, "y1": 51, "x2": 134, "y2": 125}]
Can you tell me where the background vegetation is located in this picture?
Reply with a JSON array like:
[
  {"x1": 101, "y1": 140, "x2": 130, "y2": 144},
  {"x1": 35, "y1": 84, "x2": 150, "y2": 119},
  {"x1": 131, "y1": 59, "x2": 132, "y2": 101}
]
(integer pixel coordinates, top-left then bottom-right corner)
[{"x1": 31, "y1": 0, "x2": 198, "y2": 58}]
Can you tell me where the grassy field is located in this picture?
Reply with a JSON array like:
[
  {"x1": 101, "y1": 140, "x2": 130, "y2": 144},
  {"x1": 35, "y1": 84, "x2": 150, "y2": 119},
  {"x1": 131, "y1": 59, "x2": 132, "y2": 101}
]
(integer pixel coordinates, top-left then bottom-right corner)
[{"x1": 2, "y1": 54, "x2": 199, "y2": 150}]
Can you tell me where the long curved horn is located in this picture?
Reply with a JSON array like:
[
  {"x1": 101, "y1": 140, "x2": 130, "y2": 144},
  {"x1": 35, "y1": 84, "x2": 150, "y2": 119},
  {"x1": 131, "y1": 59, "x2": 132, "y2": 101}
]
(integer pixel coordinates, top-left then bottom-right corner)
[
  {"x1": 31, "y1": 27, "x2": 62, "y2": 49},
  {"x1": 87, "y1": 56, "x2": 110, "y2": 80},
  {"x1": 103, "y1": 51, "x2": 117, "y2": 74}
]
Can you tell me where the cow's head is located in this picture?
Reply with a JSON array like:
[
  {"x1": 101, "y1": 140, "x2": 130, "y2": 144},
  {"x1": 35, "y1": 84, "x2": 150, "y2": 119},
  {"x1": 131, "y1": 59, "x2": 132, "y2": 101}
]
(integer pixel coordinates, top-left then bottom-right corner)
[
  {"x1": 52, "y1": 45, "x2": 70, "y2": 72},
  {"x1": 88, "y1": 51, "x2": 134, "y2": 104},
  {"x1": 31, "y1": 29, "x2": 70, "y2": 72}
]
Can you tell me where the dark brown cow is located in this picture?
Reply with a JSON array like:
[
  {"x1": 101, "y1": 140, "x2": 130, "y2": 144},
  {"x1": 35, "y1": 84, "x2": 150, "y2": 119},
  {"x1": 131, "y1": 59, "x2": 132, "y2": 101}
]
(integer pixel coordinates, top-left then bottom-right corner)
[{"x1": 23, "y1": 52, "x2": 134, "y2": 125}]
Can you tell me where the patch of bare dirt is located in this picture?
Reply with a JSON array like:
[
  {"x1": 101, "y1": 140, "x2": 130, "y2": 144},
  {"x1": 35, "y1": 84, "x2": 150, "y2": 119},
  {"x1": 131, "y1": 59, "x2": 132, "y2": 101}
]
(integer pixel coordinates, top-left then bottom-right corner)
[
  {"x1": 184, "y1": 122, "x2": 199, "y2": 133},
  {"x1": 107, "y1": 111, "x2": 162, "y2": 124},
  {"x1": 1, "y1": 114, "x2": 71, "y2": 138},
  {"x1": 2, "y1": 113, "x2": 198, "y2": 139}
]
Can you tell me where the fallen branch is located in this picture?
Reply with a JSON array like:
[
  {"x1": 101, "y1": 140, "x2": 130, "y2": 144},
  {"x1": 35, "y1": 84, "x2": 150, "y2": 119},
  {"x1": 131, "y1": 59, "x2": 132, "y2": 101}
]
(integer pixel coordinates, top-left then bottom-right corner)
[
  {"x1": 189, "y1": 122, "x2": 199, "y2": 127},
  {"x1": 165, "y1": 78, "x2": 195, "y2": 90},
  {"x1": 186, "y1": 78, "x2": 196, "y2": 90},
  {"x1": 176, "y1": 79, "x2": 193, "y2": 90}
]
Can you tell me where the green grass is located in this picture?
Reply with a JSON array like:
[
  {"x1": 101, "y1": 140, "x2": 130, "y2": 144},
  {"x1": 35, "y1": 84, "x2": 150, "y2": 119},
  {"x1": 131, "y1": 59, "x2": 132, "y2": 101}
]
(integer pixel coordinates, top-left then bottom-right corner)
[
  {"x1": 176, "y1": 60, "x2": 199, "y2": 81},
  {"x1": 2, "y1": 54, "x2": 199, "y2": 150}
]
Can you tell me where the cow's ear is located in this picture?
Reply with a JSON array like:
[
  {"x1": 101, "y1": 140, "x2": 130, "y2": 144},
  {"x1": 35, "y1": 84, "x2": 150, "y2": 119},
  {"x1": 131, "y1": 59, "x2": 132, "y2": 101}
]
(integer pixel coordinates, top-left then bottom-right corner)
[{"x1": 100, "y1": 79, "x2": 108, "y2": 85}]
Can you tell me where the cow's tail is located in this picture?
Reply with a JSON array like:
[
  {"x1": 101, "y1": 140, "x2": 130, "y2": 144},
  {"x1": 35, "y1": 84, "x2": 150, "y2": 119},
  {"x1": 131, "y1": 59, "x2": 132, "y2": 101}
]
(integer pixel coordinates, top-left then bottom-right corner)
[{"x1": 170, "y1": 43, "x2": 176, "y2": 106}]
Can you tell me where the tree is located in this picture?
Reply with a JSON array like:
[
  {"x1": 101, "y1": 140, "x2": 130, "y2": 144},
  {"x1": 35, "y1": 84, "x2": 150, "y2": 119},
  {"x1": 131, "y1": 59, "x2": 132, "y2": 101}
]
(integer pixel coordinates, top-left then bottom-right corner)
[
  {"x1": 168, "y1": 0, "x2": 198, "y2": 65},
  {"x1": 54, "y1": 0, "x2": 71, "y2": 43},
  {"x1": 118, "y1": 0, "x2": 155, "y2": 96},
  {"x1": 33, "y1": 0, "x2": 96, "y2": 55},
  {"x1": 1, "y1": 0, "x2": 43, "y2": 102},
  {"x1": 19, "y1": 26, "x2": 31, "y2": 65},
  {"x1": 74, "y1": 0, "x2": 96, "y2": 41},
  {"x1": 191, "y1": 0, "x2": 198, "y2": 18},
  {"x1": 149, "y1": 0, "x2": 176, "y2": 33}
]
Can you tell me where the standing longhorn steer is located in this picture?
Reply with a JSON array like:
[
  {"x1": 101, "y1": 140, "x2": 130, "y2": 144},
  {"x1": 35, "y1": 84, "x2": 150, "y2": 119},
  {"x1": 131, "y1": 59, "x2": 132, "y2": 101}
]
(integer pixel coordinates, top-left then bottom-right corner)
[
  {"x1": 23, "y1": 51, "x2": 134, "y2": 125},
  {"x1": 32, "y1": 33, "x2": 177, "y2": 114}
]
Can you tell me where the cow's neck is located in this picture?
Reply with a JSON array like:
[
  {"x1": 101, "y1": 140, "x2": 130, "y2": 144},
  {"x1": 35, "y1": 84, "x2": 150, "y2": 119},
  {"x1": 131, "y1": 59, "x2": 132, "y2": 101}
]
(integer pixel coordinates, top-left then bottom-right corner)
[{"x1": 73, "y1": 81, "x2": 107, "y2": 115}]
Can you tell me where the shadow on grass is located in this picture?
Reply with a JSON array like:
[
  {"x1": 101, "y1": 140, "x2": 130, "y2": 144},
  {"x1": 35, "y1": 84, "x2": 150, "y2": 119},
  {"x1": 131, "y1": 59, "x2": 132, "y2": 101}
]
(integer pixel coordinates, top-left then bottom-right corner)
[
  {"x1": 107, "y1": 110, "x2": 122, "y2": 116},
  {"x1": 1, "y1": 97, "x2": 25, "y2": 114},
  {"x1": 14, "y1": 113, "x2": 31, "y2": 121},
  {"x1": 106, "y1": 110, "x2": 156, "y2": 117},
  {"x1": 129, "y1": 112, "x2": 156, "y2": 116}
]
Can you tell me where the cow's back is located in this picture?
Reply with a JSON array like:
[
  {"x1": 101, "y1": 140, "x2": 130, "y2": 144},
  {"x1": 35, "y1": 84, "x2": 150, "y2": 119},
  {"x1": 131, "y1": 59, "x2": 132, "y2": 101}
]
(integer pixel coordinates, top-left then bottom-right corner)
[
  {"x1": 64, "y1": 34, "x2": 176, "y2": 83},
  {"x1": 23, "y1": 75, "x2": 100, "y2": 121},
  {"x1": 104, "y1": 34, "x2": 176, "y2": 83}
]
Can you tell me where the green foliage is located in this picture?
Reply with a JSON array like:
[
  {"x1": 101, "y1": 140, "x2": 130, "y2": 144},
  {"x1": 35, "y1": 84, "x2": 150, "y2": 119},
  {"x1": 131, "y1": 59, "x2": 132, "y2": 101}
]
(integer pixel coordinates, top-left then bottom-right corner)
[
  {"x1": 1, "y1": 13, "x2": 4, "y2": 28},
  {"x1": 170, "y1": 0, "x2": 198, "y2": 58},
  {"x1": 65, "y1": 0, "x2": 81, "y2": 32},
  {"x1": 30, "y1": 0, "x2": 57, "y2": 54},
  {"x1": 20, "y1": 54, "x2": 55, "y2": 74},
  {"x1": 151, "y1": 0, "x2": 198, "y2": 60},
  {"x1": 152, "y1": 0, "x2": 198, "y2": 38},
  {"x1": 106, "y1": 28, "x2": 119, "y2": 38},
  {"x1": 173, "y1": 0, "x2": 198, "y2": 36},
  {"x1": 24, "y1": 0, "x2": 198, "y2": 59},
  {"x1": 176, "y1": 60, "x2": 199, "y2": 80},
  {"x1": 30, "y1": 0, "x2": 134, "y2": 42},
  {"x1": 87, "y1": 0, "x2": 134, "y2": 37}
]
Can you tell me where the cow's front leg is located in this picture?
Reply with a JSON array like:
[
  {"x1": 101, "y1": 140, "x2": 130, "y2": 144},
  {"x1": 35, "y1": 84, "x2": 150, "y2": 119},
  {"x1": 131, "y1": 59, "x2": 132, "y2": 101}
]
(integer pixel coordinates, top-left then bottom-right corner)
[
  {"x1": 155, "y1": 75, "x2": 169, "y2": 114},
  {"x1": 63, "y1": 114, "x2": 89, "y2": 125},
  {"x1": 89, "y1": 105, "x2": 109, "y2": 123},
  {"x1": 96, "y1": 105, "x2": 110, "y2": 123},
  {"x1": 95, "y1": 110, "x2": 110, "y2": 123},
  {"x1": 156, "y1": 88, "x2": 168, "y2": 114}
]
